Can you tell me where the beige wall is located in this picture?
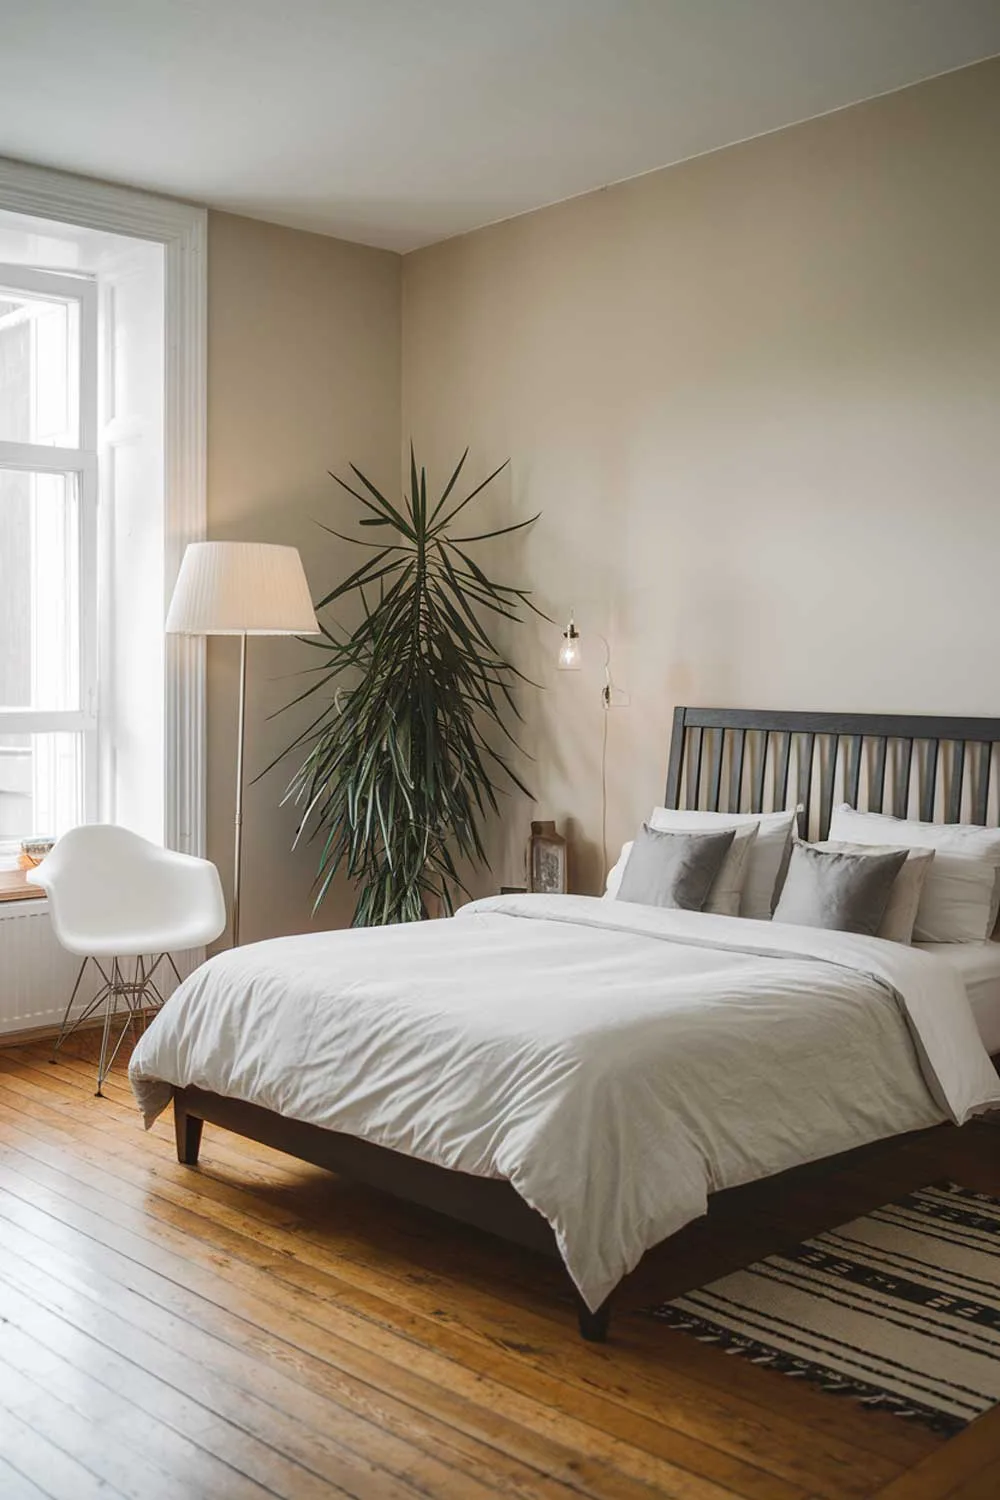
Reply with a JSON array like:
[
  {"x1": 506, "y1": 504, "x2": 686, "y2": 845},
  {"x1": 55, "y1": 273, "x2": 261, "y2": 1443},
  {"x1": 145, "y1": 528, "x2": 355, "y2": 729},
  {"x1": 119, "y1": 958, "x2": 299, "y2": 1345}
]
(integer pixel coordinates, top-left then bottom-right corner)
[
  {"x1": 401, "y1": 59, "x2": 1000, "y2": 896},
  {"x1": 207, "y1": 211, "x2": 400, "y2": 940},
  {"x1": 206, "y1": 60, "x2": 1000, "y2": 928}
]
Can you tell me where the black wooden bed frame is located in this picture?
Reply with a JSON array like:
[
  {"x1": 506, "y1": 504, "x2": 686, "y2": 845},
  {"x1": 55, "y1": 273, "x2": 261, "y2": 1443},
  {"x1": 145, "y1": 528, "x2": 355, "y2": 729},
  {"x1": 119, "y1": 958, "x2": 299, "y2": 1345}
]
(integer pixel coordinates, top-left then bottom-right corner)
[{"x1": 173, "y1": 707, "x2": 1000, "y2": 1341}]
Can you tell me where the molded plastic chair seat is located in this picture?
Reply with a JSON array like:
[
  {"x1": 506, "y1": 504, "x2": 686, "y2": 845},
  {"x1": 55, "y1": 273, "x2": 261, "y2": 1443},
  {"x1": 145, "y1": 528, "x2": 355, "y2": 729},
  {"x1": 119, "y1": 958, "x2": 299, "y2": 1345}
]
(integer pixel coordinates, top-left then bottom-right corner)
[
  {"x1": 34, "y1": 825, "x2": 226, "y2": 1094},
  {"x1": 35, "y1": 825, "x2": 226, "y2": 957}
]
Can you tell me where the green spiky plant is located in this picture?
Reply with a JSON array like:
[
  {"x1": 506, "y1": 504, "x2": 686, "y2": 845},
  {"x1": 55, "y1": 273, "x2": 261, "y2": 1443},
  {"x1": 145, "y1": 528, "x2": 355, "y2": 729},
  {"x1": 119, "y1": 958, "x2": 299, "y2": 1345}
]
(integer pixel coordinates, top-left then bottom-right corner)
[{"x1": 274, "y1": 448, "x2": 543, "y2": 925}]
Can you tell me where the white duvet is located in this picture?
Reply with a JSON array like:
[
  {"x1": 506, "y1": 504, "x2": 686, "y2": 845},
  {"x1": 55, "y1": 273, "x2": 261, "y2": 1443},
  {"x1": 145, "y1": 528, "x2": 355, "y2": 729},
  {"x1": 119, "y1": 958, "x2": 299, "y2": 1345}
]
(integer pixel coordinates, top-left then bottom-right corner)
[{"x1": 129, "y1": 895, "x2": 1000, "y2": 1311}]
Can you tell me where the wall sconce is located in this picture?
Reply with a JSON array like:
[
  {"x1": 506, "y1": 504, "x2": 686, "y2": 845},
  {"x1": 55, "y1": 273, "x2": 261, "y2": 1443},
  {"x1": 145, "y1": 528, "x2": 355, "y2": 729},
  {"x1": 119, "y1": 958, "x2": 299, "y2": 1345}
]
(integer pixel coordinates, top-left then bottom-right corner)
[
  {"x1": 558, "y1": 611, "x2": 614, "y2": 703},
  {"x1": 555, "y1": 611, "x2": 628, "y2": 880},
  {"x1": 557, "y1": 612, "x2": 582, "y2": 671}
]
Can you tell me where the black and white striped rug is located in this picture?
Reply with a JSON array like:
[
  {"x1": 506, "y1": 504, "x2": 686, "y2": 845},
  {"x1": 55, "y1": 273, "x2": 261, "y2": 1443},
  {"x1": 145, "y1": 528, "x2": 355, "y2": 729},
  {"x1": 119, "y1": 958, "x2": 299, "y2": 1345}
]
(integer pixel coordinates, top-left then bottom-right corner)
[{"x1": 645, "y1": 1183, "x2": 1000, "y2": 1435}]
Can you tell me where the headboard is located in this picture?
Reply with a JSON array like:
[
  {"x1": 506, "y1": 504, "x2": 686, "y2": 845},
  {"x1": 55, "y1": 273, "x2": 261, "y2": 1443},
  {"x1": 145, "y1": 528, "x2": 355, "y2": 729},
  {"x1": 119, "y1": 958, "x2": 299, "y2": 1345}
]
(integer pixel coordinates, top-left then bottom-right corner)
[{"x1": 664, "y1": 708, "x2": 1000, "y2": 841}]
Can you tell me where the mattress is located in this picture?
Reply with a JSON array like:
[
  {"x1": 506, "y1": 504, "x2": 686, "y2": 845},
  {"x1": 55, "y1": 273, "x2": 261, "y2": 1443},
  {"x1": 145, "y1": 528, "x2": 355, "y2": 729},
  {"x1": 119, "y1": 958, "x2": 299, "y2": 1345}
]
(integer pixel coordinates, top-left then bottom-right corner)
[{"x1": 915, "y1": 941, "x2": 1000, "y2": 1056}]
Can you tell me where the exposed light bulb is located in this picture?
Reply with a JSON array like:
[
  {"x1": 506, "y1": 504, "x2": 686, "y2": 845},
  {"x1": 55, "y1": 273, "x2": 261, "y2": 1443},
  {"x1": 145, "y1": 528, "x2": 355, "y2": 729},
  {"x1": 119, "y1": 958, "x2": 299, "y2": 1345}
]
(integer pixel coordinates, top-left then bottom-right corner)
[{"x1": 557, "y1": 614, "x2": 581, "y2": 670}]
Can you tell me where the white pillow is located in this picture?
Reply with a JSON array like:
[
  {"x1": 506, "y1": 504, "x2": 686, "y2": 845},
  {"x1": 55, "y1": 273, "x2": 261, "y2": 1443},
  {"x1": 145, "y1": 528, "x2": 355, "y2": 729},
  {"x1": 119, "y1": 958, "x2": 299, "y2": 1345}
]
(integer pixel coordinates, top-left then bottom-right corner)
[
  {"x1": 828, "y1": 805, "x2": 1000, "y2": 943},
  {"x1": 605, "y1": 822, "x2": 758, "y2": 916},
  {"x1": 811, "y1": 840, "x2": 935, "y2": 944},
  {"x1": 605, "y1": 845, "x2": 633, "y2": 898},
  {"x1": 647, "y1": 807, "x2": 797, "y2": 920}
]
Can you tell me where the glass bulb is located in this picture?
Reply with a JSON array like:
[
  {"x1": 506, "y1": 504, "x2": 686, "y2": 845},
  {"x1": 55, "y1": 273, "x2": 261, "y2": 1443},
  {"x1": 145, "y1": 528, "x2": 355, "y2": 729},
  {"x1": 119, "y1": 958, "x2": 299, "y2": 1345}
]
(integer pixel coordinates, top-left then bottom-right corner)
[{"x1": 558, "y1": 617, "x2": 581, "y2": 671}]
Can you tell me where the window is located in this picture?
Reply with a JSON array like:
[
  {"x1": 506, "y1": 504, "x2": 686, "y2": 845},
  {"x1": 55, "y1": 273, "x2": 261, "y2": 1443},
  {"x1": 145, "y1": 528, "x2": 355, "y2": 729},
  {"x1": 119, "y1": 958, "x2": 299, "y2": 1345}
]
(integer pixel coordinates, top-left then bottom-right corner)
[
  {"x1": 0, "y1": 164, "x2": 204, "y2": 862},
  {"x1": 0, "y1": 265, "x2": 97, "y2": 849}
]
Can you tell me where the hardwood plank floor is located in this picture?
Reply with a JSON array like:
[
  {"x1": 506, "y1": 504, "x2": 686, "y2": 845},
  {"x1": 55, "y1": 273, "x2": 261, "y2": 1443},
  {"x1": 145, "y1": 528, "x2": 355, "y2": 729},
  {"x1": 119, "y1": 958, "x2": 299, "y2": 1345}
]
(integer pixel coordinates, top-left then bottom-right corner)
[{"x1": 0, "y1": 1032, "x2": 997, "y2": 1500}]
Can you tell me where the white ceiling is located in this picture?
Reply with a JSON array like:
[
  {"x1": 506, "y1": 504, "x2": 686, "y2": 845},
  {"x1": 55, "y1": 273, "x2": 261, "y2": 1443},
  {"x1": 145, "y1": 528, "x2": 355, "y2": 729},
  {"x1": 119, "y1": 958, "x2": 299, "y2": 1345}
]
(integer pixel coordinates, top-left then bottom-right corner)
[{"x1": 3, "y1": 1, "x2": 1000, "y2": 253}]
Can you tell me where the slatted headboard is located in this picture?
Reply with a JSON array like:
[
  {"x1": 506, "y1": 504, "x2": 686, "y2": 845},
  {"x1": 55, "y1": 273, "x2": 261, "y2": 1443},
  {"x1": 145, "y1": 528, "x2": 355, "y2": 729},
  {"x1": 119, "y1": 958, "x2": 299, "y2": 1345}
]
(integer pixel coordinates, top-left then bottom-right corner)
[{"x1": 664, "y1": 709, "x2": 1000, "y2": 841}]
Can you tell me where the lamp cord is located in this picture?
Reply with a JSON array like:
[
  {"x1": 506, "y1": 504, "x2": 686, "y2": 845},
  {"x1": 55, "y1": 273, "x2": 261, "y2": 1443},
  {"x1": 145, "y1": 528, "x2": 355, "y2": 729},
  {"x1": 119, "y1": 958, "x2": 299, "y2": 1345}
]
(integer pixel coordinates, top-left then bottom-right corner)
[
  {"x1": 599, "y1": 634, "x2": 612, "y2": 881},
  {"x1": 600, "y1": 696, "x2": 609, "y2": 880}
]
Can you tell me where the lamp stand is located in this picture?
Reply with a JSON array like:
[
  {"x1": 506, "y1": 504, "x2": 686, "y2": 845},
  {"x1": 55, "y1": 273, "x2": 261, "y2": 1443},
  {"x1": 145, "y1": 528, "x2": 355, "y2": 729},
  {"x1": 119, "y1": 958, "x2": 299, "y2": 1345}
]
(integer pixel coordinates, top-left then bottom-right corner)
[
  {"x1": 232, "y1": 631, "x2": 247, "y2": 946},
  {"x1": 166, "y1": 543, "x2": 319, "y2": 948}
]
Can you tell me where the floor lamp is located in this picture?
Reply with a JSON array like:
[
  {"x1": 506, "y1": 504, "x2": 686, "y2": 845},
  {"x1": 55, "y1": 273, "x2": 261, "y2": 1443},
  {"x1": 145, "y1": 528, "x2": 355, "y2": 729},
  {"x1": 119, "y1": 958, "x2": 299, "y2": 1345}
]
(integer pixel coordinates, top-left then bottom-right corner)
[{"x1": 166, "y1": 541, "x2": 319, "y2": 945}]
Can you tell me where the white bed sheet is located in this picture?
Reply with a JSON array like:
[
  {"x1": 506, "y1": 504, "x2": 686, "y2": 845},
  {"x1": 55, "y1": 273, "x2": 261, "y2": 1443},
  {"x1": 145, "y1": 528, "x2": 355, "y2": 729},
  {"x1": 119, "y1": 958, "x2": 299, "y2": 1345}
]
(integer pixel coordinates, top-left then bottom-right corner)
[
  {"x1": 915, "y1": 941, "x2": 1000, "y2": 1056},
  {"x1": 129, "y1": 896, "x2": 1000, "y2": 1311}
]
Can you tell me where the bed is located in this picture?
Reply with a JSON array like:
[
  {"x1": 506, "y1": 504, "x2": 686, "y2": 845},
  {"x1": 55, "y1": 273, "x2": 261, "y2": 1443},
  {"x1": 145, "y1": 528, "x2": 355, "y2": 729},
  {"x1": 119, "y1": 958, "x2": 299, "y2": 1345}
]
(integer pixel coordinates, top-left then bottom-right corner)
[{"x1": 129, "y1": 708, "x2": 1000, "y2": 1340}]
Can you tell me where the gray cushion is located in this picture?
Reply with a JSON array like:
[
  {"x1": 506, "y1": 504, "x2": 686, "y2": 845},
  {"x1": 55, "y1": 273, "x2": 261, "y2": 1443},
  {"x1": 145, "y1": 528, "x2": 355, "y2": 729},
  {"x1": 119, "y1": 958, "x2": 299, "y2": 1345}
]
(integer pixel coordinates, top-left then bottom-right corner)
[
  {"x1": 616, "y1": 824, "x2": 736, "y2": 911},
  {"x1": 811, "y1": 840, "x2": 935, "y2": 944},
  {"x1": 773, "y1": 842, "x2": 909, "y2": 936}
]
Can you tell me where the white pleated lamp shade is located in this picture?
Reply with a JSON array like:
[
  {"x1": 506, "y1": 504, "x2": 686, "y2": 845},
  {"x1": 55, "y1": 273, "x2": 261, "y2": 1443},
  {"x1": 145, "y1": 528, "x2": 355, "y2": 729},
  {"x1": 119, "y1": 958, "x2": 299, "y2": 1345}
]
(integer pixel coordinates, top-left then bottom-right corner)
[{"x1": 166, "y1": 542, "x2": 319, "y2": 636}]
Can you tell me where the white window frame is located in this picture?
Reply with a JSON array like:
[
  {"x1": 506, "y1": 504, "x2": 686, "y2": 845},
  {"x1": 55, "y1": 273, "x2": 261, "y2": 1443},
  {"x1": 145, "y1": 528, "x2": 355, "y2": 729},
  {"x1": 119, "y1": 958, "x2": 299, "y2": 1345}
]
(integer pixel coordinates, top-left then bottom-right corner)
[
  {"x1": 0, "y1": 157, "x2": 207, "y2": 856},
  {"x1": 0, "y1": 264, "x2": 100, "y2": 833}
]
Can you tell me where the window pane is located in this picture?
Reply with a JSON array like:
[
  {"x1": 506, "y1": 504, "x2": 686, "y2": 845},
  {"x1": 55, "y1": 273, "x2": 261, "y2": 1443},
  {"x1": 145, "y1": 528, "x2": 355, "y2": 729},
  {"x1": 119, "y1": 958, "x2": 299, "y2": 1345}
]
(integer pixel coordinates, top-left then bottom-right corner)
[
  {"x1": 0, "y1": 731, "x2": 82, "y2": 843},
  {"x1": 0, "y1": 289, "x2": 79, "y2": 446},
  {"x1": 0, "y1": 468, "x2": 80, "y2": 710}
]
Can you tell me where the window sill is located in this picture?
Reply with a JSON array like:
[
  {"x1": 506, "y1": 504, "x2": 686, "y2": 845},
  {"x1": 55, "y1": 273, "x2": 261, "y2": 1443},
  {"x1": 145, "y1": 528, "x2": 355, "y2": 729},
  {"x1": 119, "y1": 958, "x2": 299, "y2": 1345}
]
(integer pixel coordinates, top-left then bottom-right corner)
[{"x1": 0, "y1": 871, "x2": 45, "y2": 904}]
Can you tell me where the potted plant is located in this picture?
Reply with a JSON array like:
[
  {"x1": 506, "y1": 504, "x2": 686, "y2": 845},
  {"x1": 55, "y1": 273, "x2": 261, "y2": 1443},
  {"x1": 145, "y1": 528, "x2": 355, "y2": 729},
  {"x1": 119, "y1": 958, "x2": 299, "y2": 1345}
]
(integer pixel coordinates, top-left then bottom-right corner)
[{"x1": 274, "y1": 448, "x2": 542, "y2": 925}]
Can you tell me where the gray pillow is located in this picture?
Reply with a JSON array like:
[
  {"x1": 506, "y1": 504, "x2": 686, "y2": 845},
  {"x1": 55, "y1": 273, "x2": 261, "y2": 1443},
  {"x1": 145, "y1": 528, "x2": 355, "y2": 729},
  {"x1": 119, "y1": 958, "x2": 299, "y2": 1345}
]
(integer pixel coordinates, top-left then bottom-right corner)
[
  {"x1": 811, "y1": 840, "x2": 935, "y2": 944},
  {"x1": 773, "y1": 842, "x2": 909, "y2": 936},
  {"x1": 616, "y1": 824, "x2": 736, "y2": 911}
]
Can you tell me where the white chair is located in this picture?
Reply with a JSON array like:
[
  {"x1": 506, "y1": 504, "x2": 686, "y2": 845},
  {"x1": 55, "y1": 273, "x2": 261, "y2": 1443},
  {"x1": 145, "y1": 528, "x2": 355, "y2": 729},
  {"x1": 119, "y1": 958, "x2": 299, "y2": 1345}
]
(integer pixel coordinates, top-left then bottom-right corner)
[{"x1": 34, "y1": 825, "x2": 226, "y2": 1095}]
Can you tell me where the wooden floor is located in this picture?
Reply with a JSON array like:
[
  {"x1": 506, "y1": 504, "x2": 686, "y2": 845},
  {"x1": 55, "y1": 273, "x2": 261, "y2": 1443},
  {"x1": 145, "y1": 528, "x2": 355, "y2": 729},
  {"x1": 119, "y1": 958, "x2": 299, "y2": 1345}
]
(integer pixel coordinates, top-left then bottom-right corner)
[{"x1": 0, "y1": 1034, "x2": 997, "y2": 1500}]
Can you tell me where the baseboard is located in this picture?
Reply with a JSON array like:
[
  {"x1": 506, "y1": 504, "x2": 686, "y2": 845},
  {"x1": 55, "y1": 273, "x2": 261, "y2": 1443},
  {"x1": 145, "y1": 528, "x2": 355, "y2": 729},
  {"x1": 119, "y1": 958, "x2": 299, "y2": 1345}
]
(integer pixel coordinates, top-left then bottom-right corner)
[{"x1": 0, "y1": 1009, "x2": 160, "y2": 1049}]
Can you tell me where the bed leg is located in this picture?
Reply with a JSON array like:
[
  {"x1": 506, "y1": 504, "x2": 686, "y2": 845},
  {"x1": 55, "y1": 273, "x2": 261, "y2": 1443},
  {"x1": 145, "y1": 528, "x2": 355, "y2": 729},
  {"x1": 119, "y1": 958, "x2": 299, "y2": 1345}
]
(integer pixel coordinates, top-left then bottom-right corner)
[
  {"x1": 174, "y1": 1097, "x2": 203, "y2": 1166},
  {"x1": 576, "y1": 1292, "x2": 613, "y2": 1343}
]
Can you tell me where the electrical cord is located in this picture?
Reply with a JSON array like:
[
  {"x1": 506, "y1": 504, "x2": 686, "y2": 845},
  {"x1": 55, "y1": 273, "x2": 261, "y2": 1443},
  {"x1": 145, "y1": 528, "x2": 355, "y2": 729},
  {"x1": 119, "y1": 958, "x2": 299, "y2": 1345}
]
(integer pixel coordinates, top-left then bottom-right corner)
[
  {"x1": 600, "y1": 691, "x2": 609, "y2": 879},
  {"x1": 599, "y1": 636, "x2": 612, "y2": 880}
]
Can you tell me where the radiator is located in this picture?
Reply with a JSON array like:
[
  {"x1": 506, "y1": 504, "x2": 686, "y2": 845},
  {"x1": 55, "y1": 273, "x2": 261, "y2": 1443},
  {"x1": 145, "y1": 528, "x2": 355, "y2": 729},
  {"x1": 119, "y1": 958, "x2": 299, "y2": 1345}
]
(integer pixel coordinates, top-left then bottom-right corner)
[{"x1": 0, "y1": 897, "x2": 195, "y2": 1038}]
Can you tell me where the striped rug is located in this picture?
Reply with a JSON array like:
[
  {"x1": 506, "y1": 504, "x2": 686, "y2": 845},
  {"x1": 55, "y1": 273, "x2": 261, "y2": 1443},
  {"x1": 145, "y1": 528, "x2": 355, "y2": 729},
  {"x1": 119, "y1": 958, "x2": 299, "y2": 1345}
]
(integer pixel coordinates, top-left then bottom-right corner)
[{"x1": 645, "y1": 1183, "x2": 1000, "y2": 1435}]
